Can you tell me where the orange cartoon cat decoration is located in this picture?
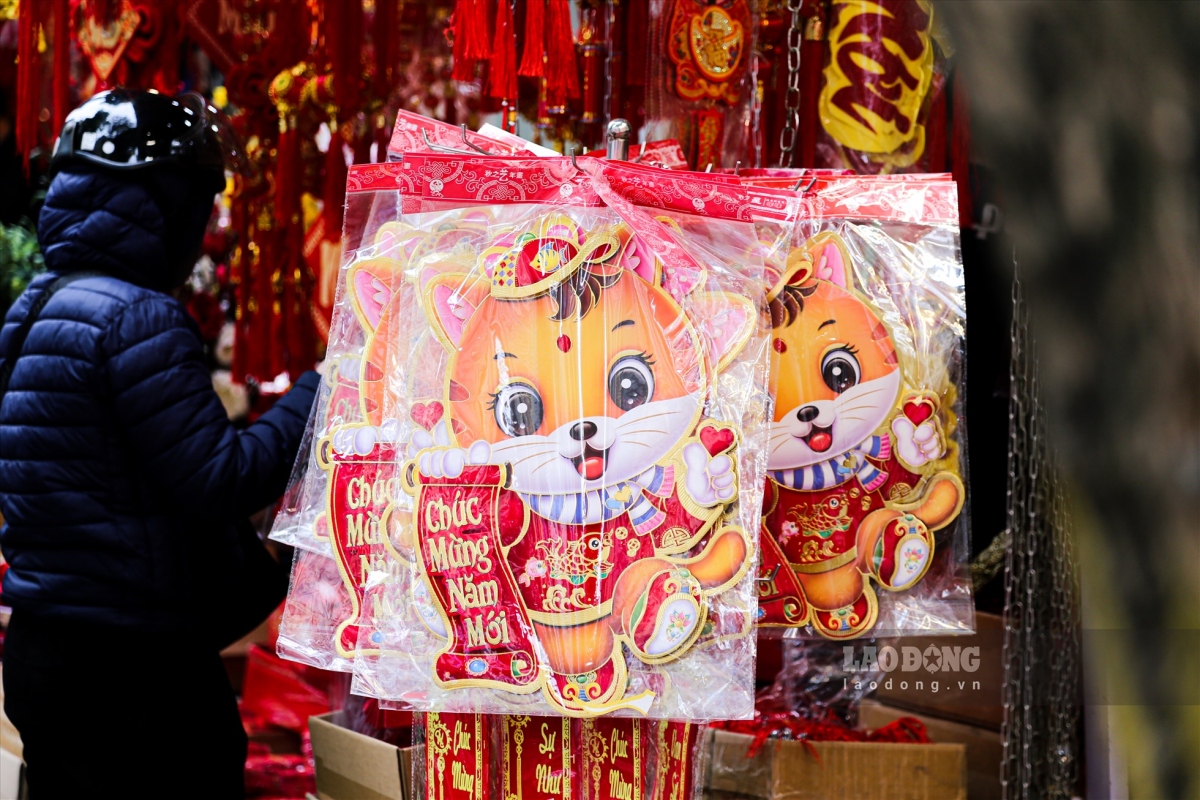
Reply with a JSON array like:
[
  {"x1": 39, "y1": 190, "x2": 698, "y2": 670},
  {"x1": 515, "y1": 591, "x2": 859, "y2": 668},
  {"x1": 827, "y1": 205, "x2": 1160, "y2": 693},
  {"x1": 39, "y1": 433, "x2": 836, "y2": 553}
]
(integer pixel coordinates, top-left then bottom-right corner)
[
  {"x1": 757, "y1": 232, "x2": 964, "y2": 639},
  {"x1": 402, "y1": 215, "x2": 756, "y2": 715}
]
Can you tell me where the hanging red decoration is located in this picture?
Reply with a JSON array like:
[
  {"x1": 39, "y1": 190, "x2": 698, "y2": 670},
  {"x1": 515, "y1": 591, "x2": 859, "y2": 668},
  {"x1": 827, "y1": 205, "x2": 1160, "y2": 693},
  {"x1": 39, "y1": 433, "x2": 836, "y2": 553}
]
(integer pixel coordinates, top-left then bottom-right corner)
[
  {"x1": 486, "y1": 0, "x2": 518, "y2": 102},
  {"x1": 543, "y1": 0, "x2": 579, "y2": 111},
  {"x1": 16, "y1": 0, "x2": 70, "y2": 169},
  {"x1": 517, "y1": 0, "x2": 546, "y2": 77},
  {"x1": 450, "y1": 0, "x2": 492, "y2": 80},
  {"x1": 76, "y1": 0, "x2": 141, "y2": 84}
]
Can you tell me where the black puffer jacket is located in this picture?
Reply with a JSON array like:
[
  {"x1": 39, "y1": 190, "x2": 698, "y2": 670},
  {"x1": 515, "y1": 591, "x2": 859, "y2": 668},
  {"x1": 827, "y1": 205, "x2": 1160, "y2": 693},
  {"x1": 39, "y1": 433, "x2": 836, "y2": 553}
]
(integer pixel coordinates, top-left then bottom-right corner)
[{"x1": 0, "y1": 168, "x2": 318, "y2": 632}]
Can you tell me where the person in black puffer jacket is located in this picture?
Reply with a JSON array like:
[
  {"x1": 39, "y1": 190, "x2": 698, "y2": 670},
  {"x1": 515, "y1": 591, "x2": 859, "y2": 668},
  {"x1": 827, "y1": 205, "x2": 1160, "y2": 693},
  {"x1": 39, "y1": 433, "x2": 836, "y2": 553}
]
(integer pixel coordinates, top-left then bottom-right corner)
[{"x1": 0, "y1": 90, "x2": 319, "y2": 798}]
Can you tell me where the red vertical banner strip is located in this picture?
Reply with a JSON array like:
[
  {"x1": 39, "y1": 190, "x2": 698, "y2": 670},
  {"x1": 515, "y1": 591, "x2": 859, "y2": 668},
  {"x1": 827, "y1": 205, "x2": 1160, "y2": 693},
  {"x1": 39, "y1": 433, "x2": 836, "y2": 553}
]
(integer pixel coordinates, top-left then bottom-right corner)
[
  {"x1": 499, "y1": 716, "x2": 575, "y2": 800},
  {"x1": 424, "y1": 713, "x2": 490, "y2": 800},
  {"x1": 581, "y1": 717, "x2": 647, "y2": 800},
  {"x1": 410, "y1": 465, "x2": 541, "y2": 691},
  {"x1": 320, "y1": 439, "x2": 402, "y2": 656},
  {"x1": 651, "y1": 721, "x2": 702, "y2": 800}
]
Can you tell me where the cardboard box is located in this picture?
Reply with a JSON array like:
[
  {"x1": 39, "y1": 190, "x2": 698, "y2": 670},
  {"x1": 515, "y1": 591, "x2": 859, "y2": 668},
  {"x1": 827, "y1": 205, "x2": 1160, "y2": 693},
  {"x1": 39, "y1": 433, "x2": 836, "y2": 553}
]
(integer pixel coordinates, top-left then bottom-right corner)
[
  {"x1": 309, "y1": 711, "x2": 414, "y2": 800},
  {"x1": 859, "y1": 700, "x2": 1002, "y2": 800},
  {"x1": 873, "y1": 612, "x2": 1005, "y2": 730},
  {"x1": 706, "y1": 728, "x2": 967, "y2": 800}
]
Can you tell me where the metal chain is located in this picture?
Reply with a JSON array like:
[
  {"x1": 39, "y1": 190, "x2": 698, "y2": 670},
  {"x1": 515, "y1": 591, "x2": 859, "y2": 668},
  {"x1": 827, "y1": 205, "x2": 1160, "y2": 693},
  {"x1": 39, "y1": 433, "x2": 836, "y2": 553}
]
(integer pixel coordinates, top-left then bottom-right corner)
[
  {"x1": 1000, "y1": 257, "x2": 1082, "y2": 800},
  {"x1": 778, "y1": 0, "x2": 803, "y2": 167}
]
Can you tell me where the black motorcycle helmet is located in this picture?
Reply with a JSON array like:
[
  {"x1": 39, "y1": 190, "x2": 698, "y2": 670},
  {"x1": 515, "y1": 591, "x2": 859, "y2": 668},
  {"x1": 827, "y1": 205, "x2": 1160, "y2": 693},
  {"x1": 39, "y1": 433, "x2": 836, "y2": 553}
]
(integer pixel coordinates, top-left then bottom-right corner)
[
  {"x1": 47, "y1": 89, "x2": 249, "y2": 289},
  {"x1": 50, "y1": 88, "x2": 247, "y2": 191}
]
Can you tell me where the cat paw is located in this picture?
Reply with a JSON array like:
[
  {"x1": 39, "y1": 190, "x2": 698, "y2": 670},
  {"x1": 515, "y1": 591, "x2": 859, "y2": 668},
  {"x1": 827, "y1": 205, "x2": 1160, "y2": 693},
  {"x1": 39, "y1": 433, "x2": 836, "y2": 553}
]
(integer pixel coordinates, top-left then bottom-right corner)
[
  {"x1": 410, "y1": 425, "x2": 491, "y2": 479},
  {"x1": 891, "y1": 417, "x2": 943, "y2": 467},
  {"x1": 682, "y1": 442, "x2": 736, "y2": 506}
]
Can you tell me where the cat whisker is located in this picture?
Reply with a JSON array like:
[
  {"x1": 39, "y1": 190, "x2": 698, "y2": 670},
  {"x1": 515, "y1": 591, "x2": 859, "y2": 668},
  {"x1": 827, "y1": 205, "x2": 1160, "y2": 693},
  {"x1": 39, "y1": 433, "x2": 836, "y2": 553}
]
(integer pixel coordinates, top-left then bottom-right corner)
[
  {"x1": 618, "y1": 410, "x2": 685, "y2": 424},
  {"x1": 524, "y1": 454, "x2": 565, "y2": 475},
  {"x1": 505, "y1": 447, "x2": 563, "y2": 466},
  {"x1": 616, "y1": 426, "x2": 680, "y2": 437}
]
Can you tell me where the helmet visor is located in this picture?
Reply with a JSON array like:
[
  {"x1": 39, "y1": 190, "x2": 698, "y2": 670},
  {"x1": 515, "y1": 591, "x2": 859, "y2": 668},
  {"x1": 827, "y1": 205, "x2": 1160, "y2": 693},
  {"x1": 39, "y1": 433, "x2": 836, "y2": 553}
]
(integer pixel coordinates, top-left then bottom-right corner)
[{"x1": 176, "y1": 93, "x2": 252, "y2": 178}]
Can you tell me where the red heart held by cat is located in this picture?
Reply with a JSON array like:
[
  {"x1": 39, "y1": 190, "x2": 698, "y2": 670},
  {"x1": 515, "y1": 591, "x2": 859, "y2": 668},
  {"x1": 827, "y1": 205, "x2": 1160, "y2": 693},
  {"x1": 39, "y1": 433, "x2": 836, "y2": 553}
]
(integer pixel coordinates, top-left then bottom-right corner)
[
  {"x1": 410, "y1": 401, "x2": 444, "y2": 431},
  {"x1": 902, "y1": 399, "x2": 935, "y2": 426},
  {"x1": 699, "y1": 426, "x2": 735, "y2": 456}
]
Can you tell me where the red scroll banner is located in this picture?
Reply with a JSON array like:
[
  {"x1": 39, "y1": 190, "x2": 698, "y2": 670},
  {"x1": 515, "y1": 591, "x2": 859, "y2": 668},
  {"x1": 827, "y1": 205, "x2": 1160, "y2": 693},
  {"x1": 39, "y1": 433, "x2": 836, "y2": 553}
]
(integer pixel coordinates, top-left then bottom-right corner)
[
  {"x1": 424, "y1": 713, "x2": 490, "y2": 800},
  {"x1": 405, "y1": 464, "x2": 541, "y2": 691},
  {"x1": 319, "y1": 437, "x2": 402, "y2": 658},
  {"x1": 500, "y1": 716, "x2": 577, "y2": 800},
  {"x1": 652, "y1": 721, "x2": 702, "y2": 800},
  {"x1": 582, "y1": 717, "x2": 647, "y2": 800}
]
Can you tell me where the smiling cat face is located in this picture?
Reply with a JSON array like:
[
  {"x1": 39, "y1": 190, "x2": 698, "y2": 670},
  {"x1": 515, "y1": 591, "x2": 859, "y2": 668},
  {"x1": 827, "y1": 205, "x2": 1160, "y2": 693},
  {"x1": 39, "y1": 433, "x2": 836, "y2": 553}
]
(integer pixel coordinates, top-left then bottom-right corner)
[
  {"x1": 424, "y1": 258, "x2": 751, "y2": 494},
  {"x1": 766, "y1": 238, "x2": 901, "y2": 470}
]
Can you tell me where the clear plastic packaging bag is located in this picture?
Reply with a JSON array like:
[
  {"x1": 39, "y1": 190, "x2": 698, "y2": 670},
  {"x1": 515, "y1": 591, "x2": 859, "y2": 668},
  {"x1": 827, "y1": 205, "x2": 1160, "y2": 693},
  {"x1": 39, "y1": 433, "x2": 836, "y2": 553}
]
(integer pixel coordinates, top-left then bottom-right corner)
[
  {"x1": 272, "y1": 114, "x2": 527, "y2": 671},
  {"x1": 354, "y1": 153, "x2": 789, "y2": 719},
  {"x1": 756, "y1": 176, "x2": 972, "y2": 639}
]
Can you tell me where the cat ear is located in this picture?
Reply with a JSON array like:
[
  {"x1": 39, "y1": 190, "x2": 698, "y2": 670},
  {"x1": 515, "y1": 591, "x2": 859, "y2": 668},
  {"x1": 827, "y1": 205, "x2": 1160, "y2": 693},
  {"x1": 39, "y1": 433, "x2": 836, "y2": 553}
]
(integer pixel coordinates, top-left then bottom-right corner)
[
  {"x1": 689, "y1": 291, "x2": 757, "y2": 372},
  {"x1": 423, "y1": 272, "x2": 490, "y2": 351},
  {"x1": 348, "y1": 258, "x2": 401, "y2": 333},
  {"x1": 804, "y1": 232, "x2": 852, "y2": 289}
]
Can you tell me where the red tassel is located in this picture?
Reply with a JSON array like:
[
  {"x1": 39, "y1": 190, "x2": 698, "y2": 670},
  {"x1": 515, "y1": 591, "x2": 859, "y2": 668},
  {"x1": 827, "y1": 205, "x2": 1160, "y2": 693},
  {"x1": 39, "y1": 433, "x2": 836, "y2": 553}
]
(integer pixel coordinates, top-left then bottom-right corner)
[
  {"x1": 323, "y1": 128, "x2": 348, "y2": 235},
  {"x1": 487, "y1": 0, "x2": 518, "y2": 100},
  {"x1": 374, "y1": 0, "x2": 399, "y2": 99},
  {"x1": 451, "y1": 0, "x2": 483, "y2": 80},
  {"x1": 274, "y1": 121, "x2": 301, "y2": 227},
  {"x1": 50, "y1": 0, "x2": 70, "y2": 141},
  {"x1": 471, "y1": 0, "x2": 494, "y2": 60},
  {"x1": 950, "y1": 69, "x2": 973, "y2": 228},
  {"x1": 924, "y1": 73, "x2": 946, "y2": 173},
  {"x1": 543, "y1": 0, "x2": 579, "y2": 108},
  {"x1": 327, "y1": 0, "x2": 363, "y2": 112},
  {"x1": 16, "y1": 0, "x2": 47, "y2": 171},
  {"x1": 797, "y1": 36, "x2": 825, "y2": 168},
  {"x1": 624, "y1": 0, "x2": 647, "y2": 87},
  {"x1": 518, "y1": 0, "x2": 545, "y2": 77}
]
